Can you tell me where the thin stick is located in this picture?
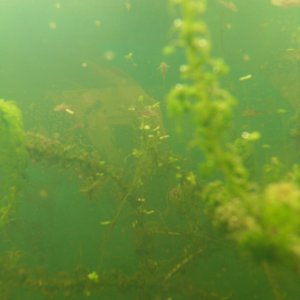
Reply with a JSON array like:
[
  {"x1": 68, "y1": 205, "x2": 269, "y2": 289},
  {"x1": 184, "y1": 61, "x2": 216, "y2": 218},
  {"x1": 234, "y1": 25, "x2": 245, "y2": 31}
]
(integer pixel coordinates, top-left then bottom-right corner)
[
  {"x1": 164, "y1": 248, "x2": 203, "y2": 281},
  {"x1": 262, "y1": 261, "x2": 284, "y2": 300}
]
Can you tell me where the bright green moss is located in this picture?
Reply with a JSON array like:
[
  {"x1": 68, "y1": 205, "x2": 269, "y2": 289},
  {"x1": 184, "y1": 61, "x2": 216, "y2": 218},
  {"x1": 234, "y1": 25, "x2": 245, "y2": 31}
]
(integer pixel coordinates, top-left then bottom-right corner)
[{"x1": 0, "y1": 99, "x2": 27, "y2": 227}]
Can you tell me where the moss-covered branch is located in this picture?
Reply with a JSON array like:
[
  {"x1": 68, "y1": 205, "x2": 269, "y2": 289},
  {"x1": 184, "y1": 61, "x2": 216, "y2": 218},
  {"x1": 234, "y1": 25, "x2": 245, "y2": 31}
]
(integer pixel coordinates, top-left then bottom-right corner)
[{"x1": 0, "y1": 99, "x2": 27, "y2": 228}]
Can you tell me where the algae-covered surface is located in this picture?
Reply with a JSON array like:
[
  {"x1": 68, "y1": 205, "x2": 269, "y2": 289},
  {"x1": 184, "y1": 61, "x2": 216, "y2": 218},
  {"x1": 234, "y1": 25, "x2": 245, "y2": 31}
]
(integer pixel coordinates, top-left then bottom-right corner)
[{"x1": 0, "y1": 1, "x2": 300, "y2": 299}]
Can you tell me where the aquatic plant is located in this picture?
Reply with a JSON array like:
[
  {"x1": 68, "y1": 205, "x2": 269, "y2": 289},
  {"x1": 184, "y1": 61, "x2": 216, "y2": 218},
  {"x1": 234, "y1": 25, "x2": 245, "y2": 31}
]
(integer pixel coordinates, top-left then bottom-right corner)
[
  {"x1": 166, "y1": 0, "x2": 300, "y2": 268},
  {"x1": 25, "y1": 131, "x2": 125, "y2": 197},
  {"x1": 166, "y1": 0, "x2": 251, "y2": 194},
  {"x1": 0, "y1": 110, "x2": 215, "y2": 299},
  {"x1": 1, "y1": 2, "x2": 299, "y2": 298},
  {"x1": 0, "y1": 99, "x2": 27, "y2": 228}
]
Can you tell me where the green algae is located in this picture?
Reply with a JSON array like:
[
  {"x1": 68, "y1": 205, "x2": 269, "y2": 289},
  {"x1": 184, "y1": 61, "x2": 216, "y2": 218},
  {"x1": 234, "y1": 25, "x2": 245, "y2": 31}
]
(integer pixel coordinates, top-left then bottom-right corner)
[{"x1": 0, "y1": 99, "x2": 27, "y2": 228}]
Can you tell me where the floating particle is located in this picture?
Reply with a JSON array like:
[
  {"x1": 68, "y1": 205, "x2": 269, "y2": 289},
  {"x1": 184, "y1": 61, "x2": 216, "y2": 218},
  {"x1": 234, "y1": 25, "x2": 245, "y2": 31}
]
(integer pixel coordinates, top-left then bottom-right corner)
[
  {"x1": 81, "y1": 62, "x2": 88, "y2": 68},
  {"x1": 159, "y1": 134, "x2": 170, "y2": 140},
  {"x1": 276, "y1": 108, "x2": 287, "y2": 114},
  {"x1": 124, "y1": 52, "x2": 133, "y2": 60},
  {"x1": 94, "y1": 20, "x2": 102, "y2": 27},
  {"x1": 241, "y1": 131, "x2": 251, "y2": 139},
  {"x1": 138, "y1": 95, "x2": 144, "y2": 103},
  {"x1": 262, "y1": 144, "x2": 271, "y2": 149},
  {"x1": 242, "y1": 54, "x2": 251, "y2": 62},
  {"x1": 284, "y1": 48, "x2": 300, "y2": 62},
  {"x1": 39, "y1": 189, "x2": 49, "y2": 198},
  {"x1": 179, "y1": 64, "x2": 189, "y2": 74},
  {"x1": 152, "y1": 126, "x2": 160, "y2": 132},
  {"x1": 143, "y1": 125, "x2": 151, "y2": 130},
  {"x1": 271, "y1": 0, "x2": 300, "y2": 7},
  {"x1": 53, "y1": 103, "x2": 74, "y2": 115},
  {"x1": 241, "y1": 109, "x2": 260, "y2": 118},
  {"x1": 143, "y1": 209, "x2": 155, "y2": 215},
  {"x1": 65, "y1": 108, "x2": 75, "y2": 115},
  {"x1": 84, "y1": 290, "x2": 91, "y2": 297},
  {"x1": 52, "y1": 132, "x2": 60, "y2": 140},
  {"x1": 100, "y1": 220, "x2": 113, "y2": 225},
  {"x1": 132, "y1": 220, "x2": 138, "y2": 228},
  {"x1": 163, "y1": 45, "x2": 175, "y2": 55},
  {"x1": 218, "y1": 0, "x2": 238, "y2": 12},
  {"x1": 48, "y1": 21, "x2": 57, "y2": 30},
  {"x1": 87, "y1": 271, "x2": 99, "y2": 282},
  {"x1": 53, "y1": 103, "x2": 69, "y2": 112},
  {"x1": 241, "y1": 131, "x2": 260, "y2": 141},
  {"x1": 225, "y1": 23, "x2": 232, "y2": 30},
  {"x1": 54, "y1": 3, "x2": 61, "y2": 9},
  {"x1": 239, "y1": 74, "x2": 252, "y2": 81},
  {"x1": 124, "y1": 0, "x2": 132, "y2": 11},
  {"x1": 104, "y1": 51, "x2": 115, "y2": 61},
  {"x1": 173, "y1": 18, "x2": 183, "y2": 30}
]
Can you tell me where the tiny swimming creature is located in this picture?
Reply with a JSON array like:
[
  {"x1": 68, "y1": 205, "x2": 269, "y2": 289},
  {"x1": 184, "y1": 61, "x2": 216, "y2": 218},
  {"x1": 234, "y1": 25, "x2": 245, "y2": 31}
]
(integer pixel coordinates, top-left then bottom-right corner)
[{"x1": 158, "y1": 62, "x2": 169, "y2": 80}]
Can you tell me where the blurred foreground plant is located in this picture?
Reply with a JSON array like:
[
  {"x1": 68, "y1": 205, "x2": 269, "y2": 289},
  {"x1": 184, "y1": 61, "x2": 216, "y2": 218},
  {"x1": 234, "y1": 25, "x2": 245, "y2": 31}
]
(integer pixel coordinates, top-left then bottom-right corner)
[{"x1": 166, "y1": 0, "x2": 300, "y2": 268}]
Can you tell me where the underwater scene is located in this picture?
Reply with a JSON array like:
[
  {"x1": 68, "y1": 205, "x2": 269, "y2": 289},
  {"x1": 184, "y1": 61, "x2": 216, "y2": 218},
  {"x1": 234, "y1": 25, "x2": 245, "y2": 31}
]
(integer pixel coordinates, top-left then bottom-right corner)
[{"x1": 1, "y1": 0, "x2": 300, "y2": 299}]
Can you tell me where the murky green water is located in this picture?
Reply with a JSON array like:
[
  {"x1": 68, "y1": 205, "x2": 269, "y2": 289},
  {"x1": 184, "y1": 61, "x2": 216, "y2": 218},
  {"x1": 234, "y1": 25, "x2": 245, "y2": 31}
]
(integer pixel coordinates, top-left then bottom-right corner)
[{"x1": 0, "y1": 0, "x2": 300, "y2": 299}]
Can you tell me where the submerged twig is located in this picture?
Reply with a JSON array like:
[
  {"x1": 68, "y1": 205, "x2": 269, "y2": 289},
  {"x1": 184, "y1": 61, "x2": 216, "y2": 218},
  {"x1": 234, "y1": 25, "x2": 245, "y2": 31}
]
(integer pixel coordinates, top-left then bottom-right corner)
[{"x1": 164, "y1": 248, "x2": 203, "y2": 281}]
